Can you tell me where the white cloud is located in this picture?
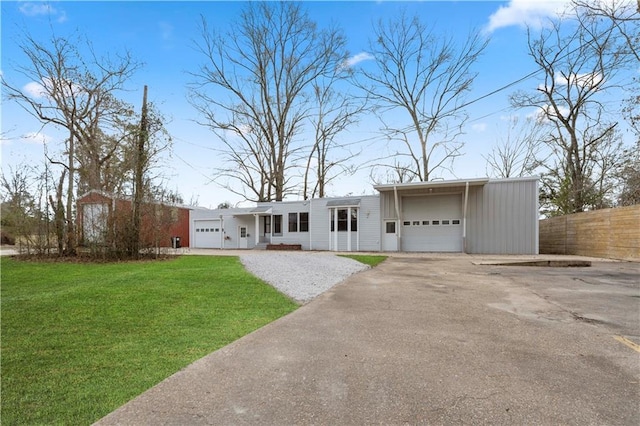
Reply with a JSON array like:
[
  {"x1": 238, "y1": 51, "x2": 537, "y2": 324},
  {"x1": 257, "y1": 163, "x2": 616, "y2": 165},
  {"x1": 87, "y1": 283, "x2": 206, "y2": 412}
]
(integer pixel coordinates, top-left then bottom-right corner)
[
  {"x1": 19, "y1": 1, "x2": 67, "y2": 23},
  {"x1": 472, "y1": 123, "x2": 487, "y2": 132},
  {"x1": 21, "y1": 131, "x2": 54, "y2": 145},
  {"x1": 158, "y1": 21, "x2": 173, "y2": 41},
  {"x1": 23, "y1": 81, "x2": 48, "y2": 98},
  {"x1": 343, "y1": 52, "x2": 375, "y2": 68},
  {"x1": 484, "y1": 0, "x2": 570, "y2": 33}
]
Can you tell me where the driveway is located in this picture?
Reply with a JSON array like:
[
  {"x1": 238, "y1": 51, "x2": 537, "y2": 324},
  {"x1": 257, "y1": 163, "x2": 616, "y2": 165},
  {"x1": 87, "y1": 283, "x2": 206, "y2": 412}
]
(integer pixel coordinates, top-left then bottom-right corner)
[{"x1": 96, "y1": 254, "x2": 639, "y2": 425}]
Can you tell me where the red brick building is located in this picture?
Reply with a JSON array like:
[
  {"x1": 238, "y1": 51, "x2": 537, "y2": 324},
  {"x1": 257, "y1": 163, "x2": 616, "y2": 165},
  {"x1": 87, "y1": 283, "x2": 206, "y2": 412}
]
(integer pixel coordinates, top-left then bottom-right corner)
[{"x1": 77, "y1": 190, "x2": 192, "y2": 248}]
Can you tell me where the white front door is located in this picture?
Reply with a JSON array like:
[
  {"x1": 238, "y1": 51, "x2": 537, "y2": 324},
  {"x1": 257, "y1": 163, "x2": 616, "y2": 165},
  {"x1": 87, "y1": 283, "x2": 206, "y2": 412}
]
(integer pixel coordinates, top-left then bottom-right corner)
[
  {"x1": 238, "y1": 226, "x2": 248, "y2": 249},
  {"x1": 383, "y1": 220, "x2": 398, "y2": 251}
]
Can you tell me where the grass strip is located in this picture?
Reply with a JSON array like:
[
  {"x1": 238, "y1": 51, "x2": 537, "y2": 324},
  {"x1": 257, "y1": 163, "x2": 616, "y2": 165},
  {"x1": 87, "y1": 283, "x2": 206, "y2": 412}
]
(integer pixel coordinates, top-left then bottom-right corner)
[
  {"x1": 339, "y1": 254, "x2": 387, "y2": 267},
  {"x1": 0, "y1": 255, "x2": 298, "y2": 425}
]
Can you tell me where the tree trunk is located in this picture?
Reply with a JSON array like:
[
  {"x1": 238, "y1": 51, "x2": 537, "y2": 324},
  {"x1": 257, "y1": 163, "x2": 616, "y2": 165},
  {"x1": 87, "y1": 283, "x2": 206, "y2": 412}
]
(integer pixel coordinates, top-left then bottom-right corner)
[{"x1": 131, "y1": 85, "x2": 148, "y2": 259}]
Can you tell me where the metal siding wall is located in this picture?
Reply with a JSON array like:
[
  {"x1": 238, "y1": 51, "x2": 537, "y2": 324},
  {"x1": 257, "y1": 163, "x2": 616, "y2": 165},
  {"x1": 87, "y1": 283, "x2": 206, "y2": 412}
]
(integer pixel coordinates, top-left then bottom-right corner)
[{"x1": 467, "y1": 179, "x2": 538, "y2": 254}]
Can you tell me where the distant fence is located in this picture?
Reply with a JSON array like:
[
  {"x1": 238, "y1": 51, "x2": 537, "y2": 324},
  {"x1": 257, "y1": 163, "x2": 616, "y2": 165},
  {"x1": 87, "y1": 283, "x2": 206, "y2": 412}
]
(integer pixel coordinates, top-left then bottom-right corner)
[{"x1": 539, "y1": 205, "x2": 640, "y2": 261}]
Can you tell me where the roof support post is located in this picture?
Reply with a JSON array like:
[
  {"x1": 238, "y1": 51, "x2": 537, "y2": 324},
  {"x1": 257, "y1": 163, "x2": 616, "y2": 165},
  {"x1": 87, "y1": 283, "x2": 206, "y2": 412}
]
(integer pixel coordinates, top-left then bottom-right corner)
[
  {"x1": 463, "y1": 181, "x2": 469, "y2": 253},
  {"x1": 393, "y1": 185, "x2": 401, "y2": 250},
  {"x1": 254, "y1": 214, "x2": 259, "y2": 247}
]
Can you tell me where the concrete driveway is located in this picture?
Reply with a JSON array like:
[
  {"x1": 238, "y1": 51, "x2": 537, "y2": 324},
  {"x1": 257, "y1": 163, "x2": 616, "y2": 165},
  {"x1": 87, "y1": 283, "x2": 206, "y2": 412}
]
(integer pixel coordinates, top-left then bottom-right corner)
[{"x1": 96, "y1": 254, "x2": 639, "y2": 425}]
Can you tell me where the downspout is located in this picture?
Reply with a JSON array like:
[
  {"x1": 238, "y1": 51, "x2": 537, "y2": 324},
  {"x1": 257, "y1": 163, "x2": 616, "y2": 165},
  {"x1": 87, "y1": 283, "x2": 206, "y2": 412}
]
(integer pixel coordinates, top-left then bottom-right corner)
[
  {"x1": 393, "y1": 185, "x2": 401, "y2": 250},
  {"x1": 463, "y1": 181, "x2": 469, "y2": 253}
]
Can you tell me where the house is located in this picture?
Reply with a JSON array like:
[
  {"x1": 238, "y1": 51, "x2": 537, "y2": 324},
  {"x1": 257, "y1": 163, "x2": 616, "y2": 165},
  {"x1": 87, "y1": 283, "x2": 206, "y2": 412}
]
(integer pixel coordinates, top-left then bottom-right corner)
[
  {"x1": 189, "y1": 176, "x2": 539, "y2": 254},
  {"x1": 77, "y1": 190, "x2": 194, "y2": 248}
]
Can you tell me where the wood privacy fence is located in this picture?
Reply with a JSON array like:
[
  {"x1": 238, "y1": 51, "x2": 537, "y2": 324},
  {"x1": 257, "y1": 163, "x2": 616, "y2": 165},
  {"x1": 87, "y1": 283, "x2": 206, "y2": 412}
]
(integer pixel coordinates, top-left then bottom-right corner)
[{"x1": 539, "y1": 205, "x2": 640, "y2": 261}]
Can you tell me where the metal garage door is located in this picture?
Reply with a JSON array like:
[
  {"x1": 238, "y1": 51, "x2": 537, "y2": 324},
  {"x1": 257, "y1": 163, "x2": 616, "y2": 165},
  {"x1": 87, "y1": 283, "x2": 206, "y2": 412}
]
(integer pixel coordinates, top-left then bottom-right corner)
[
  {"x1": 193, "y1": 220, "x2": 222, "y2": 248},
  {"x1": 401, "y1": 194, "x2": 463, "y2": 252}
]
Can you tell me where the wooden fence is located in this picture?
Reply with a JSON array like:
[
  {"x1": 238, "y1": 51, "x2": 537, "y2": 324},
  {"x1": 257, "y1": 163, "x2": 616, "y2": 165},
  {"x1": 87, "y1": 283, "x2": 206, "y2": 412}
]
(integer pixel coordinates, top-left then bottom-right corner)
[{"x1": 539, "y1": 205, "x2": 640, "y2": 261}]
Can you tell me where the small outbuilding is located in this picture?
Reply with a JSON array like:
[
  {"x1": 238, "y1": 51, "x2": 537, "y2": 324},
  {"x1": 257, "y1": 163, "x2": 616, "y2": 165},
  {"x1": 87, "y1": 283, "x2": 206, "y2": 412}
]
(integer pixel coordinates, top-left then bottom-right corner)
[
  {"x1": 77, "y1": 190, "x2": 193, "y2": 248},
  {"x1": 189, "y1": 176, "x2": 539, "y2": 254}
]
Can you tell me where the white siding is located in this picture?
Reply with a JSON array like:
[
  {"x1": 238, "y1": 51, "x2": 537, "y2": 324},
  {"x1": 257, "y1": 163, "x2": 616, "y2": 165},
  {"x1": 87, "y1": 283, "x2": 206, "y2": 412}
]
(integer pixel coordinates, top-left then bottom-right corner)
[
  {"x1": 266, "y1": 201, "x2": 311, "y2": 249},
  {"x1": 358, "y1": 196, "x2": 381, "y2": 251}
]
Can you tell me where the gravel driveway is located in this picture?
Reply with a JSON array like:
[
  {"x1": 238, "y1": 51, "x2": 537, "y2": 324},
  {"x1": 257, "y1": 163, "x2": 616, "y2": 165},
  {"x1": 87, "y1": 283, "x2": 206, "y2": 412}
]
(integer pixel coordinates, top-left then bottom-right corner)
[{"x1": 239, "y1": 252, "x2": 369, "y2": 303}]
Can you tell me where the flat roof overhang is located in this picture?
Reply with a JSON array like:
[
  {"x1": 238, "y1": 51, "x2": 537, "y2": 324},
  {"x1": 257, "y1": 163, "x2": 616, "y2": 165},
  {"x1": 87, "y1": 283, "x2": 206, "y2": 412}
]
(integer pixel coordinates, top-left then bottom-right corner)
[
  {"x1": 232, "y1": 206, "x2": 273, "y2": 217},
  {"x1": 326, "y1": 198, "x2": 361, "y2": 208},
  {"x1": 373, "y1": 178, "x2": 489, "y2": 192}
]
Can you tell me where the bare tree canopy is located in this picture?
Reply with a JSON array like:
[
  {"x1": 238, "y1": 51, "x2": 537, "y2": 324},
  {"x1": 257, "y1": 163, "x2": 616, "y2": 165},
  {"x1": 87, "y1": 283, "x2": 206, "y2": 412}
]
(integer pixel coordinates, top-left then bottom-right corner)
[
  {"x1": 484, "y1": 116, "x2": 546, "y2": 179},
  {"x1": 510, "y1": 4, "x2": 637, "y2": 215},
  {"x1": 303, "y1": 71, "x2": 367, "y2": 200},
  {"x1": 189, "y1": 2, "x2": 350, "y2": 202},
  {"x1": 2, "y1": 31, "x2": 141, "y2": 254},
  {"x1": 358, "y1": 11, "x2": 489, "y2": 182}
]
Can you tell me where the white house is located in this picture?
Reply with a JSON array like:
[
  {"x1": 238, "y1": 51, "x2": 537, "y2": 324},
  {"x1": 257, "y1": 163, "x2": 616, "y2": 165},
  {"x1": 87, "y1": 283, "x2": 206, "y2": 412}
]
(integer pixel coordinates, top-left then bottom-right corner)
[{"x1": 190, "y1": 177, "x2": 539, "y2": 254}]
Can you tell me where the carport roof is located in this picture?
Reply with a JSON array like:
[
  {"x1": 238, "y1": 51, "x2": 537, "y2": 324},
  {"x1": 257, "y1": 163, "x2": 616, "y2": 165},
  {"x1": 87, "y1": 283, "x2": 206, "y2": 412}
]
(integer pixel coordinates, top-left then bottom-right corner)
[{"x1": 373, "y1": 178, "x2": 489, "y2": 192}]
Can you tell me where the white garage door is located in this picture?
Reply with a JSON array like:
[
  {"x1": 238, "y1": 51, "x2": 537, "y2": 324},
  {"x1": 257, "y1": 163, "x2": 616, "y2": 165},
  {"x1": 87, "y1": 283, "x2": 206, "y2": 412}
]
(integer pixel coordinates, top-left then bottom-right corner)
[
  {"x1": 401, "y1": 194, "x2": 463, "y2": 252},
  {"x1": 193, "y1": 220, "x2": 222, "y2": 248}
]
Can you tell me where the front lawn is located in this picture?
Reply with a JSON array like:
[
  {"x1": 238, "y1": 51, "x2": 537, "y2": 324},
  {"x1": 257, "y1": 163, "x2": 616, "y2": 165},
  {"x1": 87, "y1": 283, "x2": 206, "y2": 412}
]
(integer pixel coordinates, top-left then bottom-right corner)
[{"x1": 0, "y1": 255, "x2": 298, "y2": 425}]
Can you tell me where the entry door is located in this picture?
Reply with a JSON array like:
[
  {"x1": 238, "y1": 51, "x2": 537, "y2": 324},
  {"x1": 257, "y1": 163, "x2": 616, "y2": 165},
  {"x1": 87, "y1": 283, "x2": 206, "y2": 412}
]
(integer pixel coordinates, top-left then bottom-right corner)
[
  {"x1": 239, "y1": 226, "x2": 248, "y2": 249},
  {"x1": 383, "y1": 220, "x2": 398, "y2": 251}
]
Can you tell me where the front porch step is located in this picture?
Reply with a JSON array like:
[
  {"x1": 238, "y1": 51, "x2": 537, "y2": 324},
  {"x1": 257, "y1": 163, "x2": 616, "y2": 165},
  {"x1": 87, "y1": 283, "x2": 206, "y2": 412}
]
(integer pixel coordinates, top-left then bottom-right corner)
[{"x1": 253, "y1": 243, "x2": 268, "y2": 250}]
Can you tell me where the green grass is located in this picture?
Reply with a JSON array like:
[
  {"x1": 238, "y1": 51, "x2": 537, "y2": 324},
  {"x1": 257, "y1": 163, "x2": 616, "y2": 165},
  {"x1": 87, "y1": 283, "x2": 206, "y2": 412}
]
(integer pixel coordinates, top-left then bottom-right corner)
[
  {"x1": 0, "y1": 255, "x2": 298, "y2": 425},
  {"x1": 339, "y1": 254, "x2": 387, "y2": 267}
]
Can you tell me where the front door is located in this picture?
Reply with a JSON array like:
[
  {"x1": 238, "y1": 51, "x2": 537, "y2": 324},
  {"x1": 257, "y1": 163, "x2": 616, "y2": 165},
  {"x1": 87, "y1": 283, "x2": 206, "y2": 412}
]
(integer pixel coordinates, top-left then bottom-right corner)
[
  {"x1": 239, "y1": 226, "x2": 248, "y2": 249},
  {"x1": 383, "y1": 220, "x2": 398, "y2": 251}
]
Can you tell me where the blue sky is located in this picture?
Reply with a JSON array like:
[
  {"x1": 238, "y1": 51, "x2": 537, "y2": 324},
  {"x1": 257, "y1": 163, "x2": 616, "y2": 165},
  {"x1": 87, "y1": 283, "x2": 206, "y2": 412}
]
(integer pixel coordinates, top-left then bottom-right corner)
[{"x1": 2, "y1": 0, "x2": 624, "y2": 208}]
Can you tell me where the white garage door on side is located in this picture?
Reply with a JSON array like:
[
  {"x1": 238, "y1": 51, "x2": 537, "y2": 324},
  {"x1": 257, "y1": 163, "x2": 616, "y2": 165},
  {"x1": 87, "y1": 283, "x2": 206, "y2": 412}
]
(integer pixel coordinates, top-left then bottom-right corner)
[
  {"x1": 401, "y1": 194, "x2": 463, "y2": 252},
  {"x1": 194, "y1": 220, "x2": 222, "y2": 248}
]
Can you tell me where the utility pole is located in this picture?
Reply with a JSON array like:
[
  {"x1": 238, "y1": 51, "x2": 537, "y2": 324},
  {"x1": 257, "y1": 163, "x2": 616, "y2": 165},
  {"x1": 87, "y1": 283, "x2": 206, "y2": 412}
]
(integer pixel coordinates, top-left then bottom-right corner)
[{"x1": 131, "y1": 85, "x2": 148, "y2": 259}]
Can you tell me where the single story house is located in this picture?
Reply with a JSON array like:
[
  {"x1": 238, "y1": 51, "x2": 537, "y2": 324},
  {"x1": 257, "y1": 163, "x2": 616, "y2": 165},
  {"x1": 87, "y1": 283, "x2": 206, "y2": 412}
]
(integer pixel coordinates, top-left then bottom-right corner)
[
  {"x1": 190, "y1": 176, "x2": 539, "y2": 254},
  {"x1": 77, "y1": 190, "x2": 195, "y2": 248}
]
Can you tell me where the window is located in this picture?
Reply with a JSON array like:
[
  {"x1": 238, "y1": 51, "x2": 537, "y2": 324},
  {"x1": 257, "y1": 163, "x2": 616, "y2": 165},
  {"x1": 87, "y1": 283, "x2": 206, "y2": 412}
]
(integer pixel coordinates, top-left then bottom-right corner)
[
  {"x1": 432, "y1": 220, "x2": 440, "y2": 225},
  {"x1": 442, "y1": 220, "x2": 450, "y2": 225},
  {"x1": 196, "y1": 228, "x2": 200, "y2": 232},
  {"x1": 412, "y1": 221, "x2": 420, "y2": 226},
  {"x1": 385, "y1": 222, "x2": 396, "y2": 234},
  {"x1": 422, "y1": 221, "x2": 429, "y2": 225},
  {"x1": 264, "y1": 216, "x2": 271, "y2": 234},
  {"x1": 452, "y1": 219, "x2": 460, "y2": 225},
  {"x1": 331, "y1": 209, "x2": 357, "y2": 232},
  {"x1": 337, "y1": 209, "x2": 348, "y2": 231},
  {"x1": 403, "y1": 221, "x2": 411, "y2": 226},
  {"x1": 300, "y1": 212, "x2": 309, "y2": 232},
  {"x1": 288, "y1": 212, "x2": 298, "y2": 232},
  {"x1": 273, "y1": 215, "x2": 283, "y2": 235}
]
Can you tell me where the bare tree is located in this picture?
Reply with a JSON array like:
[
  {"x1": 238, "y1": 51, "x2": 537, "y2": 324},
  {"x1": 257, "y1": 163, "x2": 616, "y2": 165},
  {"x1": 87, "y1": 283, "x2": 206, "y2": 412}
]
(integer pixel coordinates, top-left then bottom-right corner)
[
  {"x1": 484, "y1": 116, "x2": 545, "y2": 178},
  {"x1": 302, "y1": 73, "x2": 367, "y2": 199},
  {"x1": 510, "y1": 9, "x2": 635, "y2": 214},
  {"x1": 2, "y1": 31, "x2": 140, "y2": 254},
  {"x1": 573, "y1": 0, "x2": 640, "y2": 62},
  {"x1": 358, "y1": 11, "x2": 488, "y2": 182},
  {"x1": 189, "y1": 2, "x2": 348, "y2": 201}
]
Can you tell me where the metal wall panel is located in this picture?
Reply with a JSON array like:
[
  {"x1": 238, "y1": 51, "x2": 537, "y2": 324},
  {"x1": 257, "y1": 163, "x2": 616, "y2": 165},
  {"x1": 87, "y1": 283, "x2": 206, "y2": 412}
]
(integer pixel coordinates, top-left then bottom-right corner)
[{"x1": 466, "y1": 178, "x2": 538, "y2": 254}]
